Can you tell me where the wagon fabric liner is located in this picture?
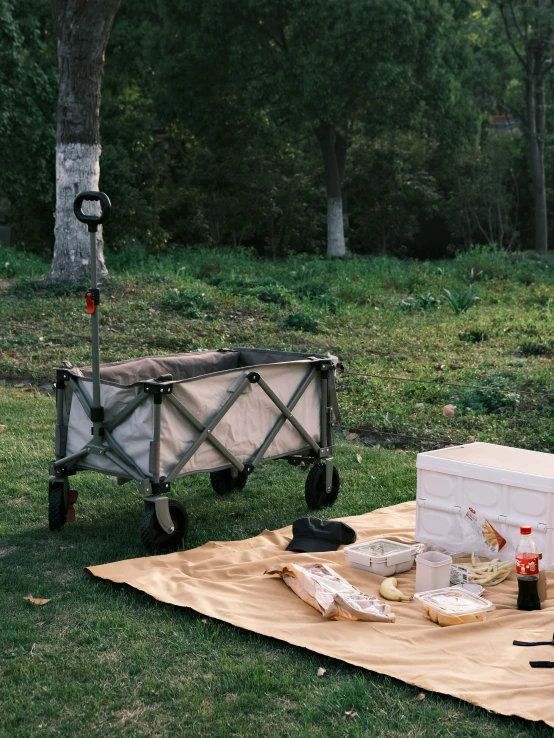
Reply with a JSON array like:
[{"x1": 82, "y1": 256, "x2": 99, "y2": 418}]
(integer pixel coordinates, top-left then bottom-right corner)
[{"x1": 56, "y1": 348, "x2": 339, "y2": 481}]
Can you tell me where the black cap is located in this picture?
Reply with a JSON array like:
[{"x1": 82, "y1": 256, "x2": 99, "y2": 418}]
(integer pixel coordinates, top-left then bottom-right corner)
[{"x1": 286, "y1": 517, "x2": 356, "y2": 553}]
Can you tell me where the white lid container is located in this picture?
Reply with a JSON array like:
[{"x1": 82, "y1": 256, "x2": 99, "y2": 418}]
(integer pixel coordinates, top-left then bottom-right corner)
[
  {"x1": 415, "y1": 551, "x2": 452, "y2": 593},
  {"x1": 414, "y1": 587, "x2": 495, "y2": 626},
  {"x1": 416, "y1": 442, "x2": 554, "y2": 569},
  {"x1": 344, "y1": 539, "x2": 419, "y2": 577}
]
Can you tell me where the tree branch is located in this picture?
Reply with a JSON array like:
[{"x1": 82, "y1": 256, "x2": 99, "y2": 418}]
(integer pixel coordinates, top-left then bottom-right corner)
[
  {"x1": 508, "y1": 0, "x2": 526, "y2": 42},
  {"x1": 498, "y1": 3, "x2": 527, "y2": 68}
]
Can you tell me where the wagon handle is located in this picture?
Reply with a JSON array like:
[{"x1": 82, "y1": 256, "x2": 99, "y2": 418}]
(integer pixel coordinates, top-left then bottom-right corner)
[
  {"x1": 73, "y1": 191, "x2": 111, "y2": 232},
  {"x1": 73, "y1": 190, "x2": 112, "y2": 442}
]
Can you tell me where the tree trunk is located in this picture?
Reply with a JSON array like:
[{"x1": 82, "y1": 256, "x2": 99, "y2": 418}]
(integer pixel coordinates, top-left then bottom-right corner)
[
  {"x1": 526, "y1": 53, "x2": 548, "y2": 255},
  {"x1": 47, "y1": 0, "x2": 121, "y2": 283},
  {"x1": 316, "y1": 123, "x2": 347, "y2": 258}
]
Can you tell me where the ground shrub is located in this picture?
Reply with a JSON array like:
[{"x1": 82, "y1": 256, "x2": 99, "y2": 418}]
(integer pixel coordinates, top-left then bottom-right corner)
[
  {"x1": 401, "y1": 293, "x2": 440, "y2": 311},
  {"x1": 452, "y1": 245, "x2": 512, "y2": 282},
  {"x1": 283, "y1": 312, "x2": 320, "y2": 332},
  {"x1": 454, "y1": 375, "x2": 521, "y2": 414},
  {"x1": 520, "y1": 342, "x2": 552, "y2": 357},
  {"x1": 162, "y1": 284, "x2": 215, "y2": 318},
  {"x1": 249, "y1": 284, "x2": 292, "y2": 305},
  {"x1": 459, "y1": 328, "x2": 488, "y2": 343},
  {"x1": 443, "y1": 285, "x2": 479, "y2": 314}
]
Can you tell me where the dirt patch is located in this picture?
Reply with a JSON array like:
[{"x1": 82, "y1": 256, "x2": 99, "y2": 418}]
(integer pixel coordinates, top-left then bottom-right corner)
[
  {"x1": 0, "y1": 378, "x2": 54, "y2": 394},
  {"x1": 0, "y1": 279, "x2": 13, "y2": 293}
]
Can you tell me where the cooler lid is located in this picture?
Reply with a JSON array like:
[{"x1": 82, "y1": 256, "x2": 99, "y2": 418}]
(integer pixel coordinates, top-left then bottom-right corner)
[{"x1": 417, "y1": 442, "x2": 554, "y2": 481}]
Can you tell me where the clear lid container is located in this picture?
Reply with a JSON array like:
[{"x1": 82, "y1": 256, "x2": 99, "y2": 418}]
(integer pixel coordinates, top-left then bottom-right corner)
[
  {"x1": 344, "y1": 539, "x2": 419, "y2": 560},
  {"x1": 414, "y1": 587, "x2": 495, "y2": 616}
]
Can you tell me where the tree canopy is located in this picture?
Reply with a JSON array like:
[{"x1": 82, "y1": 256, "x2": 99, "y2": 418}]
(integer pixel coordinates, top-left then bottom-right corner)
[{"x1": 1, "y1": 0, "x2": 553, "y2": 257}]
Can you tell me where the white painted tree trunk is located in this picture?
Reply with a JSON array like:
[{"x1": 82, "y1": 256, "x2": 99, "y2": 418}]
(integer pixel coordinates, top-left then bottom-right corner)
[
  {"x1": 47, "y1": 143, "x2": 108, "y2": 283},
  {"x1": 326, "y1": 197, "x2": 346, "y2": 257}
]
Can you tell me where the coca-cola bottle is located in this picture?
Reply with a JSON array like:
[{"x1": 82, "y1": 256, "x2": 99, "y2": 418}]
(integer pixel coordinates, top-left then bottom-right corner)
[{"x1": 516, "y1": 526, "x2": 541, "y2": 611}]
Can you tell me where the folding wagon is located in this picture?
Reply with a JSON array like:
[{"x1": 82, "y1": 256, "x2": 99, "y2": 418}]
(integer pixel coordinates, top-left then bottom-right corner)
[{"x1": 48, "y1": 192, "x2": 341, "y2": 552}]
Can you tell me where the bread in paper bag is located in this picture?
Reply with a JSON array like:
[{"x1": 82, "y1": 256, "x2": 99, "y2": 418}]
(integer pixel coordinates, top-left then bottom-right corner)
[{"x1": 265, "y1": 562, "x2": 395, "y2": 622}]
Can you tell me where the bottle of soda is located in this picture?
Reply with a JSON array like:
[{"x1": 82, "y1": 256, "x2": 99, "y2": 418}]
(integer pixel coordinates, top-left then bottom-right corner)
[{"x1": 516, "y1": 526, "x2": 541, "y2": 611}]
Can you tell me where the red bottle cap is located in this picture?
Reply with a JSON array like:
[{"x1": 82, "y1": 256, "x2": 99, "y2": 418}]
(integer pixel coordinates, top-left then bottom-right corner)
[{"x1": 520, "y1": 526, "x2": 532, "y2": 535}]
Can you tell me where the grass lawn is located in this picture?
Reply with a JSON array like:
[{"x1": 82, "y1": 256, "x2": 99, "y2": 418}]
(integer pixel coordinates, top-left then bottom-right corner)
[{"x1": 1, "y1": 243, "x2": 554, "y2": 737}]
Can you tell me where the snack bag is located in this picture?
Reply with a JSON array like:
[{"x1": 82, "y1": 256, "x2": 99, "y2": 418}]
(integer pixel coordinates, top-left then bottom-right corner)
[
  {"x1": 462, "y1": 507, "x2": 506, "y2": 555},
  {"x1": 265, "y1": 562, "x2": 395, "y2": 622}
]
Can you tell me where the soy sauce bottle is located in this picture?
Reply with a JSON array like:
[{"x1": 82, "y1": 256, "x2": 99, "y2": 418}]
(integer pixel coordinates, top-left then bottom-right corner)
[{"x1": 516, "y1": 526, "x2": 541, "y2": 611}]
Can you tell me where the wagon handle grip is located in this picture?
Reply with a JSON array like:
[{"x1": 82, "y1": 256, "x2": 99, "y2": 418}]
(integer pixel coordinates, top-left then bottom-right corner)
[{"x1": 73, "y1": 191, "x2": 111, "y2": 232}]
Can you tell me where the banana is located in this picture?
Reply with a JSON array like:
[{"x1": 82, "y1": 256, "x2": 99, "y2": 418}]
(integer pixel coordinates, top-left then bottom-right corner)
[{"x1": 379, "y1": 577, "x2": 413, "y2": 602}]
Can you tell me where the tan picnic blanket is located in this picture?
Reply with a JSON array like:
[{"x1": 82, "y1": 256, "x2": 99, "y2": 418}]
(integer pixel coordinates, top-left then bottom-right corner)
[{"x1": 87, "y1": 501, "x2": 554, "y2": 727}]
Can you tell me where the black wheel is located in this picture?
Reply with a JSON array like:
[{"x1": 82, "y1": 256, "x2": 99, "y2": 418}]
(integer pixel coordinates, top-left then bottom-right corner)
[
  {"x1": 140, "y1": 499, "x2": 189, "y2": 553},
  {"x1": 304, "y1": 463, "x2": 340, "y2": 509},
  {"x1": 48, "y1": 479, "x2": 69, "y2": 531},
  {"x1": 210, "y1": 468, "x2": 248, "y2": 496}
]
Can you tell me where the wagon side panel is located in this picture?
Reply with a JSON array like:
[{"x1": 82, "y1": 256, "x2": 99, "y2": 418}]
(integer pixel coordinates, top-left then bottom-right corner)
[
  {"x1": 66, "y1": 380, "x2": 153, "y2": 476},
  {"x1": 159, "y1": 362, "x2": 321, "y2": 478}
]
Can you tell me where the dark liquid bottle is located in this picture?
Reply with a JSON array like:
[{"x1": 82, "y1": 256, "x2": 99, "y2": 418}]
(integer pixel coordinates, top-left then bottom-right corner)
[
  {"x1": 516, "y1": 526, "x2": 541, "y2": 612},
  {"x1": 517, "y1": 576, "x2": 541, "y2": 611}
]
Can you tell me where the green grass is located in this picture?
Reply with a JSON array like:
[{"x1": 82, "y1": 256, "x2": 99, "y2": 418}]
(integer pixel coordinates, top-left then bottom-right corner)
[{"x1": 2, "y1": 243, "x2": 554, "y2": 736}]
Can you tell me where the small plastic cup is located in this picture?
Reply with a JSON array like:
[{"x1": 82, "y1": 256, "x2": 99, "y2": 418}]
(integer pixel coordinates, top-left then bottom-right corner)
[{"x1": 415, "y1": 551, "x2": 452, "y2": 593}]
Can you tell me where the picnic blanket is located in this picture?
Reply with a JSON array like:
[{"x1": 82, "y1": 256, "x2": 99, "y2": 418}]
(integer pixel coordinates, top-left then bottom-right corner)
[{"x1": 87, "y1": 501, "x2": 554, "y2": 727}]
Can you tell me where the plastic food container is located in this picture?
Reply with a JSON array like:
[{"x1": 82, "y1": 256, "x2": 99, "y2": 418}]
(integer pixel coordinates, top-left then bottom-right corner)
[
  {"x1": 344, "y1": 539, "x2": 419, "y2": 577},
  {"x1": 415, "y1": 550, "x2": 452, "y2": 593},
  {"x1": 414, "y1": 587, "x2": 495, "y2": 626}
]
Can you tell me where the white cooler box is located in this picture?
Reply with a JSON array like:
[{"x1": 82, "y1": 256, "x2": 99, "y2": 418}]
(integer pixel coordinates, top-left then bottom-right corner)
[{"x1": 415, "y1": 442, "x2": 554, "y2": 570}]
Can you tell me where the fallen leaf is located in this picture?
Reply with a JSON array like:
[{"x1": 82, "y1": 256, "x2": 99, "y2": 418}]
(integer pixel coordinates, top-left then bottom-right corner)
[
  {"x1": 24, "y1": 388, "x2": 35, "y2": 393},
  {"x1": 316, "y1": 667, "x2": 326, "y2": 678},
  {"x1": 15, "y1": 394, "x2": 23, "y2": 399},
  {"x1": 6, "y1": 352, "x2": 16, "y2": 357},
  {"x1": 416, "y1": 692, "x2": 426, "y2": 701},
  {"x1": 346, "y1": 432, "x2": 359, "y2": 441},
  {"x1": 415, "y1": 402, "x2": 425, "y2": 409},
  {"x1": 24, "y1": 595, "x2": 51, "y2": 606},
  {"x1": 0, "y1": 425, "x2": 5, "y2": 433},
  {"x1": 13, "y1": 382, "x2": 26, "y2": 388},
  {"x1": 343, "y1": 710, "x2": 358, "y2": 718},
  {"x1": 356, "y1": 453, "x2": 362, "y2": 464},
  {"x1": 442, "y1": 404, "x2": 456, "y2": 417}
]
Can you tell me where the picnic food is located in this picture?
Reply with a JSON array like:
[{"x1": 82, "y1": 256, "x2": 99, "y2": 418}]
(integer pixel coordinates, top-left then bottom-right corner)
[
  {"x1": 265, "y1": 562, "x2": 396, "y2": 622},
  {"x1": 451, "y1": 553, "x2": 513, "y2": 586},
  {"x1": 482, "y1": 520, "x2": 500, "y2": 548},
  {"x1": 379, "y1": 577, "x2": 412, "y2": 602},
  {"x1": 414, "y1": 587, "x2": 495, "y2": 627}
]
